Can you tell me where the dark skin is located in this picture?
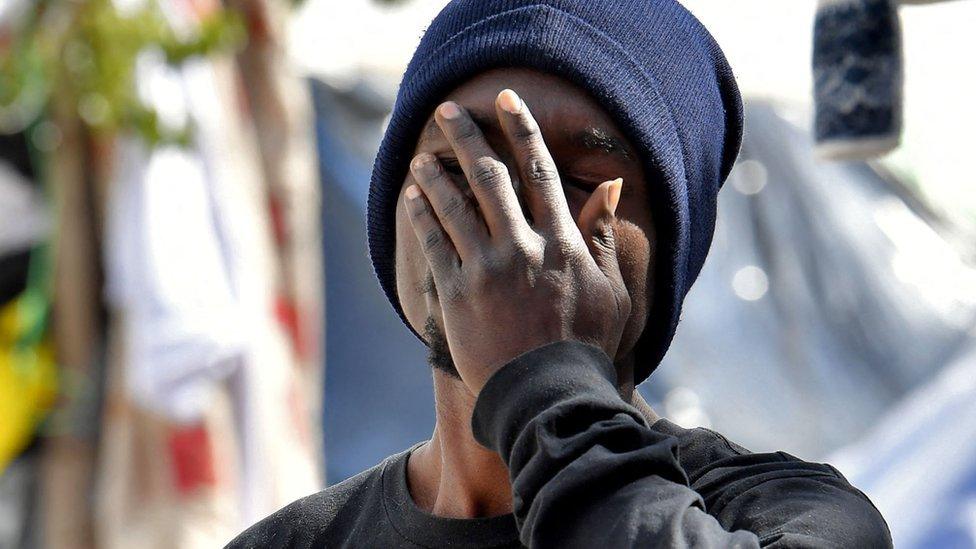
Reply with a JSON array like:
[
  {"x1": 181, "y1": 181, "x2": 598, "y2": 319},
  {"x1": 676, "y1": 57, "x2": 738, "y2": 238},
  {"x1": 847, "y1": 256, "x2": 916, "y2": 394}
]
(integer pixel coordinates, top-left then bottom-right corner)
[{"x1": 393, "y1": 68, "x2": 659, "y2": 518}]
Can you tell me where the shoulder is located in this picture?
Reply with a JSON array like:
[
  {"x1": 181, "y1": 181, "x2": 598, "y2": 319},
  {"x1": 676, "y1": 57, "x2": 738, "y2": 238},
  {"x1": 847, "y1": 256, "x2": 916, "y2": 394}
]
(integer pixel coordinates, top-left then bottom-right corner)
[
  {"x1": 651, "y1": 418, "x2": 751, "y2": 476},
  {"x1": 652, "y1": 418, "x2": 848, "y2": 482},
  {"x1": 225, "y1": 458, "x2": 391, "y2": 549},
  {"x1": 653, "y1": 419, "x2": 892, "y2": 547}
]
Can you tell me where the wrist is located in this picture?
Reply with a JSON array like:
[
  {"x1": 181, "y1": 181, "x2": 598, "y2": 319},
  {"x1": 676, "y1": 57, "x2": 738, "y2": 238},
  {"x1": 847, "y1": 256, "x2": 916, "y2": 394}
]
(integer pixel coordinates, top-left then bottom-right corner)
[
  {"x1": 456, "y1": 333, "x2": 574, "y2": 394},
  {"x1": 471, "y1": 341, "x2": 624, "y2": 453}
]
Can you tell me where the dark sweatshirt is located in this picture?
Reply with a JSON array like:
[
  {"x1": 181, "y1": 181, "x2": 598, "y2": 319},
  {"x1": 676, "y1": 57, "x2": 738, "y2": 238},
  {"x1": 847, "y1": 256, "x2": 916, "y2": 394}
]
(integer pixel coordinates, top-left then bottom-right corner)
[{"x1": 228, "y1": 342, "x2": 892, "y2": 548}]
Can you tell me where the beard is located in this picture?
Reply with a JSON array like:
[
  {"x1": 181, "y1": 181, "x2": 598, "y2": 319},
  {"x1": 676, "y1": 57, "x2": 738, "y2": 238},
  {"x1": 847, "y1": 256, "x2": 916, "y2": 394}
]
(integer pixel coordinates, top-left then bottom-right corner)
[
  {"x1": 423, "y1": 315, "x2": 460, "y2": 379},
  {"x1": 419, "y1": 269, "x2": 460, "y2": 378}
]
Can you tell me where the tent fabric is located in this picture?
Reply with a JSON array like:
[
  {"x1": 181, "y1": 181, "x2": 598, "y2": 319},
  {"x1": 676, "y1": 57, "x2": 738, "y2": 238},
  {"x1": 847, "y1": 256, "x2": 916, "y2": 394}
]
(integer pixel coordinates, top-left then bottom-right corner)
[
  {"x1": 652, "y1": 102, "x2": 976, "y2": 457},
  {"x1": 831, "y1": 340, "x2": 976, "y2": 548}
]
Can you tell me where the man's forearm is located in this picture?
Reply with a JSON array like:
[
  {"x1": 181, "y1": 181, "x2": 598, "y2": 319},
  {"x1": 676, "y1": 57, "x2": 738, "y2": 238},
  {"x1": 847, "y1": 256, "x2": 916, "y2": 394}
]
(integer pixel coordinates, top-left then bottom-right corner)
[{"x1": 471, "y1": 341, "x2": 760, "y2": 548}]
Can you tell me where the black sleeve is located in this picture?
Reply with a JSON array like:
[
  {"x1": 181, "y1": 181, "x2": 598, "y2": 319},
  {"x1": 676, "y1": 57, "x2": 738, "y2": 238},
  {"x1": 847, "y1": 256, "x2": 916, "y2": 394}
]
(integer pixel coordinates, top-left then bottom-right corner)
[
  {"x1": 471, "y1": 341, "x2": 892, "y2": 549},
  {"x1": 687, "y1": 449, "x2": 893, "y2": 548}
]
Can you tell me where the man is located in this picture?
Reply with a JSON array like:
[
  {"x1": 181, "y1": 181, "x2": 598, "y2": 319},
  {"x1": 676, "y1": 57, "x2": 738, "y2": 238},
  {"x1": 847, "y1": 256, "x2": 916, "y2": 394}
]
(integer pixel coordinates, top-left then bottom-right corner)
[{"x1": 229, "y1": 0, "x2": 892, "y2": 547}]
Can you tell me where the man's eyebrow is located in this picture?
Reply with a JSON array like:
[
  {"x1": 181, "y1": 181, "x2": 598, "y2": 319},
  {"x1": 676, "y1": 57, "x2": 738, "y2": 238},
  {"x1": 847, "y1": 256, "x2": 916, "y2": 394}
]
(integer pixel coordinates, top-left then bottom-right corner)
[{"x1": 571, "y1": 127, "x2": 634, "y2": 160}]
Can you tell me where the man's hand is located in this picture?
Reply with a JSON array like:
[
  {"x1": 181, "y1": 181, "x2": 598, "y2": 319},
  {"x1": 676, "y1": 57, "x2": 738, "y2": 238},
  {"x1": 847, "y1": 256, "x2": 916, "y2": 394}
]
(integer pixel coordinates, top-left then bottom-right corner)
[{"x1": 404, "y1": 89, "x2": 631, "y2": 394}]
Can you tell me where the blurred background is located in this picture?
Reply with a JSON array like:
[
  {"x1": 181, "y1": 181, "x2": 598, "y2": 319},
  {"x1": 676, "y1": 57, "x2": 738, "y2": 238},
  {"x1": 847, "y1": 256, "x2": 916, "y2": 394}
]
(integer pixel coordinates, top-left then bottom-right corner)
[{"x1": 1, "y1": 0, "x2": 974, "y2": 547}]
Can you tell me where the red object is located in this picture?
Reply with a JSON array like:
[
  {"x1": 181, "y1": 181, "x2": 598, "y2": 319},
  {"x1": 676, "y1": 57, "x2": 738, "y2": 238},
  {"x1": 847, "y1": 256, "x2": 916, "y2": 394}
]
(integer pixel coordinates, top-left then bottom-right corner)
[
  {"x1": 274, "y1": 296, "x2": 309, "y2": 361},
  {"x1": 168, "y1": 423, "x2": 218, "y2": 495},
  {"x1": 268, "y1": 193, "x2": 287, "y2": 246}
]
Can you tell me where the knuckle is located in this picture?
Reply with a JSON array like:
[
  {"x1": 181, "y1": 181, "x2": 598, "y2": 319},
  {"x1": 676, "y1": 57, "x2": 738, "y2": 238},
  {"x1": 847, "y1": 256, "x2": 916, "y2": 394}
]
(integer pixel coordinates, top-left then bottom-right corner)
[
  {"x1": 509, "y1": 238, "x2": 530, "y2": 260},
  {"x1": 440, "y1": 195, "x2": 468, "y2": 221},
  {"x1": 541, "y1": 270, "x2": 566, "y2": 290},
  {"x1": 566, "y1": 242, "x2": 593, "y2": 270},
  {"x1": 471, "y1": 158, "x2": 508, "y2": 188},
  {"x1": 592, "y1": 229, "x2": 615, "y2": 251},
  {"x1": 526, "y1": 158, "x2": 559, "y2": 186},
  {"x1": 510, "y1": 235, "x2": 541, "y2": 264},
  {"x1": 550, "y1": 233, "x2": 580, "y2": 257},
  {"x1": 423, "y1": 229, "x2": 444, "y2": 250}
]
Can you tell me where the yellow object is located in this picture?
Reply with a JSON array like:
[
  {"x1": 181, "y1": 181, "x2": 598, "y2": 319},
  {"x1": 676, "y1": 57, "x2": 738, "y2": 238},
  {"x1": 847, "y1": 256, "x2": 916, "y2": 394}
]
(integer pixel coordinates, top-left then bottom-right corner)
[{"x1": 0, "y1": 295, "x2": 58, "y2": 474}]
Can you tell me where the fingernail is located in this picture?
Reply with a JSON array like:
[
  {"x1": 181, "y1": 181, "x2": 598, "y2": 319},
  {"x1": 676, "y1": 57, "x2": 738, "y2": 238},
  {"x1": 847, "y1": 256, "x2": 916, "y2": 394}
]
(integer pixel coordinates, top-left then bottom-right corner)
[
  {"x1": 406, "y1": 184, "x2": 422, "y2": 200},
  {"x1": 411, "y1": 155, "x2": 426, "y2": 171},
  {"x1": 438, "y1": 102, "x2": 461, "y2": 120},
  {"x1": 411, "y1": 153, "x2": 435, "y2": 174},
  {"x1": 607, "y1": 178, "x2": 623, "y2": 215},
  {"x1": 497, "y1": 89, "x2": 522, "y2": 114}
]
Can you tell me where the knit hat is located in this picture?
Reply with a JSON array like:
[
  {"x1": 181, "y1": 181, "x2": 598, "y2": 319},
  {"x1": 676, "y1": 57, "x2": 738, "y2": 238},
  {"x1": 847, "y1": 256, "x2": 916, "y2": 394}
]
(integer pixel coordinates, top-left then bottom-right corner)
[{"x1": 367, "y1": 0, "x2": 742, "y2": 383}]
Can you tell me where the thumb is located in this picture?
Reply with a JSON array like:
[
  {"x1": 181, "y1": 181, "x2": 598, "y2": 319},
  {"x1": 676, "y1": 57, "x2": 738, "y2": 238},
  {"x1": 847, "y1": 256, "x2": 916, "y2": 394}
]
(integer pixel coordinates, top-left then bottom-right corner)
[{"x1": 579, "y1": 178, "x2": 624, "y2": 281}]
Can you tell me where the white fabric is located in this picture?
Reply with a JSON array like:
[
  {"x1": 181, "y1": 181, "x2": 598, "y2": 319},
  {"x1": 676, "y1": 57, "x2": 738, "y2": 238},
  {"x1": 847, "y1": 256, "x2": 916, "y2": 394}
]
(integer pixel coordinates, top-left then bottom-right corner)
[
  {"x1": 104, "y1": 57, "x2": 245, "y2": 423},
  {"x1": 103, "y1": 45, "x2": 319, "y2": 531},
  {"x1": 0, "y1": 163, "x2": 47, "y2": 255}
]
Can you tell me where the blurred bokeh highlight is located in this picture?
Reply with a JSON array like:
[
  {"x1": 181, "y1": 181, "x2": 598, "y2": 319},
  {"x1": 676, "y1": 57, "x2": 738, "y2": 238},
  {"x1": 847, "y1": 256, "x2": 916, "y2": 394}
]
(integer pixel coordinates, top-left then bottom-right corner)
[{"x1": 1, "y1": 0, "x2": 974, "y2": 547}]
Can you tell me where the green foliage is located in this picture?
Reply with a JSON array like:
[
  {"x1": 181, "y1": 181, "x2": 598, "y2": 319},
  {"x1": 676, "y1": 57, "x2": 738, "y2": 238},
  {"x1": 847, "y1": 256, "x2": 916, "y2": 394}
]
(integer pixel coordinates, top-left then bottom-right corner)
[{"x1": 0, "y1": 0, "x2": 245, "y2": 146}]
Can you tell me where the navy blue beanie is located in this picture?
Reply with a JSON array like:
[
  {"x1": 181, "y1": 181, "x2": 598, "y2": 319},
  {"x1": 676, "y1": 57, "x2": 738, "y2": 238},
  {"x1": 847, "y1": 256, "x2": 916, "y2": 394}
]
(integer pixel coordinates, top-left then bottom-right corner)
[{"x1": 367, "y1": 0, "x2": 742, "y2": 383}]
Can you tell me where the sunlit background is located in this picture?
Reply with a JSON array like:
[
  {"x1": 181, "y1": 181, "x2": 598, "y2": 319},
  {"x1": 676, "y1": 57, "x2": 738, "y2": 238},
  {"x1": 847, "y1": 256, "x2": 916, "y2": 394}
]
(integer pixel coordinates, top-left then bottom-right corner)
[{"x1": 2, "y1": 0, "x2": 975, "y2": 547}]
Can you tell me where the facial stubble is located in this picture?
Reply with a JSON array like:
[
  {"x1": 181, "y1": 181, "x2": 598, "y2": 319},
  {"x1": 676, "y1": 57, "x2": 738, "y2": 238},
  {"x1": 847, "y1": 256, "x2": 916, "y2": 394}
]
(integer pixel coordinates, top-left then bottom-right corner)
[{"x1": 421, "y1": 270, "x2": 461, "y2": 379}]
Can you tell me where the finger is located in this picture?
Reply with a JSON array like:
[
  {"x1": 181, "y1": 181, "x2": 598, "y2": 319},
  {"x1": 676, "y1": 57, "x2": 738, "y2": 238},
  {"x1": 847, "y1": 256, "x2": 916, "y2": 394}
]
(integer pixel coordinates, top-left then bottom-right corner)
[
  {"x1": 405, "y1": 184, "x2": 460, "y2": 284},
  {"x1": 495, "y1": 89, "x2": 575, "y2": 237},
  {"x1": 410, "y1": 153, "x2": 489, "y2": 259},
  {"x1": 434, "y1": 101, "x2": 529, "y2": 239},
  {"x1": 580, "y1": 178, "x2": 625, "y2": 285}
]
